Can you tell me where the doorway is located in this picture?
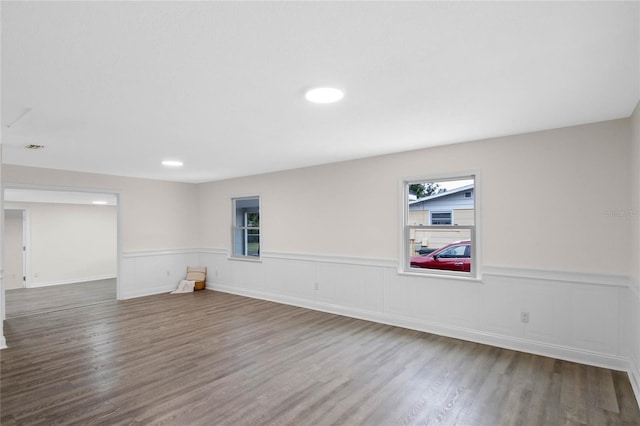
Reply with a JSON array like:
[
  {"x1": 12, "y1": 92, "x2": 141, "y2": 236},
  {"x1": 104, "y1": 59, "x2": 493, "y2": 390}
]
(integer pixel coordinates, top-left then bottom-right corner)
[
  {"x1": 4, "y1": 209, "x2": 26, "y2": 291},
  {"x1": 2, "y1": 187, "x2": 120, "y2": 318}
]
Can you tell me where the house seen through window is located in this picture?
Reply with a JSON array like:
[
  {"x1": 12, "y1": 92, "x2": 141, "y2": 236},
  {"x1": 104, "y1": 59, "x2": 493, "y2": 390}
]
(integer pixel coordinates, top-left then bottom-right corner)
[{"x1": 404, "y1": 176, "x2": 476, "y2": 277}]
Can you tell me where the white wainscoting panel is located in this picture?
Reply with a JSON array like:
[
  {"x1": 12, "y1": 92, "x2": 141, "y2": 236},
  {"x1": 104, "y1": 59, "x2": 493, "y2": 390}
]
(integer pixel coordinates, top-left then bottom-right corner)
[
  {"x1": 569, "y1": 285, "x2": 620, "y2": 354},
  {"x1": 316, "y1": 262, "x2": 384, "y2": 313},
  {"x1": 383, "y1": 270, "x2": 480, "y2": 330},
  {"x1": 264, "y1": 257, "x2": 316, "y2": 300},
  {"x1": 120, "y1": 249, "x2": 201, "y2": 299},
  {"x1": 475, "y1": 274, "x2": 521, "y2": 337},
  {"x1": 625, "y1": 282, "x2": 640, "y2": 404}
]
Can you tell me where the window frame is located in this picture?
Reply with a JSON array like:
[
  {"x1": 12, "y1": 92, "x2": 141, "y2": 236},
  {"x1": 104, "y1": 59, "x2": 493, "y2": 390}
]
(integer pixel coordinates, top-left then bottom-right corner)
[
  {"x1": 400, "y1": 174, "x2": 480, "y2": 280},
  {"x1": 231, "y1": 196, "x2": 261, "y2": 261}
]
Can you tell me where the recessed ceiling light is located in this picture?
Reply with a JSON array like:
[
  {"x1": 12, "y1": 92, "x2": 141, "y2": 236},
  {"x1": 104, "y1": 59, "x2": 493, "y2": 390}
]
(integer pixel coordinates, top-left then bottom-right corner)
[
  {"x1": 305, "y1": 87, "x2": 344, "y2": 104},
  {"x1": 162, "y1": 160, "x2": 183, "y2": 167},
  {"x1": 92, "y1": 201, "x2": 108, "y2": 205}
]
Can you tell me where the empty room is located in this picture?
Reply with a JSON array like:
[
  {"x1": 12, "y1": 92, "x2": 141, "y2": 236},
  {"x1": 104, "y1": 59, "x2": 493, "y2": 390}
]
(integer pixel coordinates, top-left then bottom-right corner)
[{"x1": 1, "y1": 1, "x2": 640, "y2": 425}]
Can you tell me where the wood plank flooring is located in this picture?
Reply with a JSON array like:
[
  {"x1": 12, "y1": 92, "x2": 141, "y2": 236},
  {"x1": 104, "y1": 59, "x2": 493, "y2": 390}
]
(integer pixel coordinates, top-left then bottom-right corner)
[
  {"x1": 5, "y1": 279, "x2": 116, "y2": 318},
  {"x1": 1, "y1": 290, "x2": 639, "y2": 425}
]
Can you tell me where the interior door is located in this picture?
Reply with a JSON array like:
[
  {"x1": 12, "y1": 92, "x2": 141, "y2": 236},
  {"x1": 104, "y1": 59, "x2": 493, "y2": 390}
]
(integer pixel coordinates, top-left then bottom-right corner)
[{"x1": 4, "y1": 210, "x2": 25, "y2": 290}]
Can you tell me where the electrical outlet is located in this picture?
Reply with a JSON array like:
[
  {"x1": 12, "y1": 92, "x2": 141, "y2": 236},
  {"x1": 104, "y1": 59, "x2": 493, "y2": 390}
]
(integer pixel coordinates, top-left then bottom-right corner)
[
  {"x1": 166, "y1": 270, "x2": 171, "y2": 276},
  {"x1": 521, "y1": 312, "x2": 530, "y2": 323},
  {"x1": 314, "y1": 282, "x2": 319, "y2": 291}
]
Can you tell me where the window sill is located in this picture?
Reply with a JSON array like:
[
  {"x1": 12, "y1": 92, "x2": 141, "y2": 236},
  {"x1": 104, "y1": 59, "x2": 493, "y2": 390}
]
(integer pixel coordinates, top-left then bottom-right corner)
[
  {"x1": 228, "y1": 255, "x2": 262, "y2": 263},
  {"x1": 398, "y1": 269, "x2": 482, "y2": 282}
]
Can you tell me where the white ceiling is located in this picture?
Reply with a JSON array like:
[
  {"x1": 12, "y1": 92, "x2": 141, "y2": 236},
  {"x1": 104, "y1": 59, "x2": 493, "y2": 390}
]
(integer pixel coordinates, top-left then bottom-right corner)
[{"x1": 2, "y1": 1, "x2": 639, "y2": 183}]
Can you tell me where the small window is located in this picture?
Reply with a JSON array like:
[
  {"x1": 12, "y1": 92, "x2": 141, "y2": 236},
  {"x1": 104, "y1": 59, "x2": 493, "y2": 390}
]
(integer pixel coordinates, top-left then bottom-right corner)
[
  {"x1": 430, "y1": 211, "x2": 452, "y2": 225},
  {"x1": 232, "y1": 196, "x2": 260, "y2": 259},
  {"x1": 403, "y1": 176, "x2": 476, "y2": 277}
]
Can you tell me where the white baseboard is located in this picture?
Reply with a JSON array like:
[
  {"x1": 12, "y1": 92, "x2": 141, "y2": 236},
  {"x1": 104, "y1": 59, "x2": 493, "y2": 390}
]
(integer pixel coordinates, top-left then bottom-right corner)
[
  {"x1": 28, "y1": 275, "x2": 116, "y2": 288},
  {"x1": 208, "y1": 282, "x2": 629, "y2": 372},
  {"x1": 0, "y1": 335, "x2": 7, "y2": 349},
  {"x1": 119, "y1": 283, "x2": 177, "y2": 300},
  {"x1": 629, "y1": 360, "x2": 640, "y2": 408}
]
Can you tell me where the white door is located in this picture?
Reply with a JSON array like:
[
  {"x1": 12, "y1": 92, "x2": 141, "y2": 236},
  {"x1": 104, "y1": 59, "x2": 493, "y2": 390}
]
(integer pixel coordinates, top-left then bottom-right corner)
[{"x1": 4, "y1": 210, "x2": 25, "y2": 290}]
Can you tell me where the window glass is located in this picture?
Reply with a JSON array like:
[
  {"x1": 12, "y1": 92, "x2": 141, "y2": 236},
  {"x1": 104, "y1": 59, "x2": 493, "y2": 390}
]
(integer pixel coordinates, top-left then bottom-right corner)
[
  {"x1": 439, "y1": 245, "x2": 467, "y2": 258},
  {"x1": 232, "y1": 196, "x2": 260, "y2": 259}
]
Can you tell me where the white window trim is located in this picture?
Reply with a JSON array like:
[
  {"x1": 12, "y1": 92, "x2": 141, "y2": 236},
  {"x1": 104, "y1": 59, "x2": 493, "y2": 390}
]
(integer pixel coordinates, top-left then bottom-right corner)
[
  {"x1": 399, "y1": 173, "x2": 481, "y2": 280},
  {"x1": 230, "y1": 195, "x2": 261, "y2": 262},
  {"x1": 242, "y1": 212, "x2": 252, "y2": 256}
]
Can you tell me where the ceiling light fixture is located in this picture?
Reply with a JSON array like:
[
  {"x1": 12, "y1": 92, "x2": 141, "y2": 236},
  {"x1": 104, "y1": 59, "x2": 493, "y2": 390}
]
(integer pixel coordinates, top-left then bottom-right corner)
[
  {"x1": 305, "y1": 87, "x2": 344, "y2": 104},
  {"x1": 161, "y1": 160, "x2": 183, "y2": 167},
  {"x1": 92, "y1": 201, "x2": 108, "y2": 205}
]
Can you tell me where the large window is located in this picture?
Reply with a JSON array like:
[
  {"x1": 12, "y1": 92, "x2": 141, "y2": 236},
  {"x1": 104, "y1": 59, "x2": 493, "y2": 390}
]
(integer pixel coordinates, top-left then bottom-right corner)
[
  {"x1": 403, "y1": 176, "x2": 476, "y2": 277},
  {"x1": 232, "y1": 196, "x2": 260, "y2": 259}
]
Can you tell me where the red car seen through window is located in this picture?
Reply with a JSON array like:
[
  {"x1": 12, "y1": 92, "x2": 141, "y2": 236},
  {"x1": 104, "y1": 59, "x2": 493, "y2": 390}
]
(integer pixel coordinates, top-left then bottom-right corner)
[{"x1": 410, "y1": 240, "x2": 471, "y2": 272}]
